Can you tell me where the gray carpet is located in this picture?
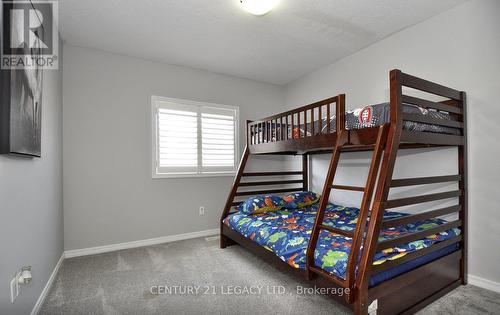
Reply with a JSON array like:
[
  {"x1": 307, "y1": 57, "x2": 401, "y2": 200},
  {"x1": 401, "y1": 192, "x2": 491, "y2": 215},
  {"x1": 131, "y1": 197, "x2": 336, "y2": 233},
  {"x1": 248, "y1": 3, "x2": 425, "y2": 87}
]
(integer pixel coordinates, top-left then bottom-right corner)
[{"x1": 40, "y1": 237, "x2": 500, "y2": 315}]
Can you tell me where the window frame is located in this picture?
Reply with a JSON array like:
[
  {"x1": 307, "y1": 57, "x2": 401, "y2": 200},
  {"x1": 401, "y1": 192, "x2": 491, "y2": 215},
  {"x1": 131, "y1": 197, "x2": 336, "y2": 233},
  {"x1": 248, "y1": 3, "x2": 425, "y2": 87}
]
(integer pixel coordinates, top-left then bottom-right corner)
[{"x1": 151, "y1": 96, "x2": 240, "y2": 179}]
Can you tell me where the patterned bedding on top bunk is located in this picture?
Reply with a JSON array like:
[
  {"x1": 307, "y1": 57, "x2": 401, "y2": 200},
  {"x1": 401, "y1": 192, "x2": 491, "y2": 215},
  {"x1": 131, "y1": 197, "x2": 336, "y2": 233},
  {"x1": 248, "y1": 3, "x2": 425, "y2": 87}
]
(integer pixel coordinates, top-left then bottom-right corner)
[
  {"x1": 257, "y1": 102, "x2": 460, "y2": 143},
  {"x1": 224, "y1": 203, "x2": 460, "y2": 280}
]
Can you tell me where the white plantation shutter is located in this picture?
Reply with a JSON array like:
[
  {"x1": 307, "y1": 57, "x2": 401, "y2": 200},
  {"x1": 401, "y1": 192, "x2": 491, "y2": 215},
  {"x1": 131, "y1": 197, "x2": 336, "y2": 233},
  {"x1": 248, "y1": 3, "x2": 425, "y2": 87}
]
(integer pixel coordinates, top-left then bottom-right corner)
[
  {"x1": 201, "y1": 107, "x2": 237, "y2": 173},
  {"x1": 156, "y1": 102, "x2": 199, "y2": 174},
  {"x1": 152, "y1": 96, "x2": 238, "y2": 177}
]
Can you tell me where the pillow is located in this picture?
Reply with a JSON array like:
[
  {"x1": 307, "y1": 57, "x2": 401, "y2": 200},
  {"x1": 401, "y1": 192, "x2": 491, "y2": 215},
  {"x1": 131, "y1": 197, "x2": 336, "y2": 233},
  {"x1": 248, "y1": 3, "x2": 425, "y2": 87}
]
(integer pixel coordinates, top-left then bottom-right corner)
[
  {"x1": 283, "y1": 191, "x2": 320, "y2": 209},
  {"x1": 237, "y1": 195, "x2": 285, "y2": 215}
]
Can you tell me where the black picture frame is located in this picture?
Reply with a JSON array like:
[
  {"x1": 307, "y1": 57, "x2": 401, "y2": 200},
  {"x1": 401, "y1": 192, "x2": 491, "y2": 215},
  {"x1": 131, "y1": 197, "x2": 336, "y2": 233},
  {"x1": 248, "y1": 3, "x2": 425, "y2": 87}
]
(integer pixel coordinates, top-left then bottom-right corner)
[{"x1": 0, "y1": 0, "x2": 44, "y2": 157}]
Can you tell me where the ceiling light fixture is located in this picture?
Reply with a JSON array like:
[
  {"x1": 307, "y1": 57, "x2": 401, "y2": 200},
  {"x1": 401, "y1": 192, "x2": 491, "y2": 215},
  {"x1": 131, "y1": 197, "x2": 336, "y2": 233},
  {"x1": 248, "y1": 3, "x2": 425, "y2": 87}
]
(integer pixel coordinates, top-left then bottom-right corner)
[{"x1": 240, "y1": 0, "x2": 280, "y2": 16}]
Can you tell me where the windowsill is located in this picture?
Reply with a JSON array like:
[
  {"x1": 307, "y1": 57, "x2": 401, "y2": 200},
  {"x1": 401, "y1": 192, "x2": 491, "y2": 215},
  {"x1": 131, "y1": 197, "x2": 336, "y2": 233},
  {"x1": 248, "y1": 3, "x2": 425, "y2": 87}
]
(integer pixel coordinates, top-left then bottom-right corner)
[{"x1": 152, "y1": 172, "x2": 236, "y2": 179}]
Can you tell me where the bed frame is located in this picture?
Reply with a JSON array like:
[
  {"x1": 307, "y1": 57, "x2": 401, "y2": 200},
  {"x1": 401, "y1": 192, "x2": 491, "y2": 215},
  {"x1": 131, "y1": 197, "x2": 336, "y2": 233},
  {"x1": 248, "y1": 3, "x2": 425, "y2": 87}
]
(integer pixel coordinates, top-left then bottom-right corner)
[{"x1": 219, "y1": 69, "x2": 467, "y2": 315}]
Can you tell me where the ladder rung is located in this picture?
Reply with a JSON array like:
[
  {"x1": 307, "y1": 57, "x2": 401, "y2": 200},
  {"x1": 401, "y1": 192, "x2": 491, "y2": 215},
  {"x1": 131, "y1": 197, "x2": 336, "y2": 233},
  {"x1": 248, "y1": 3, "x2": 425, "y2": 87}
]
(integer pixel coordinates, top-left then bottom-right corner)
[
  {"x1": 330, "y1": 184, "x2": 365, "y2": 192},
  {"x1": 308, "y1": 266, "x2": 348, "y2": 287},
  {"x1": 319, "y1": 224, "x2": 354, "y2": 238}
]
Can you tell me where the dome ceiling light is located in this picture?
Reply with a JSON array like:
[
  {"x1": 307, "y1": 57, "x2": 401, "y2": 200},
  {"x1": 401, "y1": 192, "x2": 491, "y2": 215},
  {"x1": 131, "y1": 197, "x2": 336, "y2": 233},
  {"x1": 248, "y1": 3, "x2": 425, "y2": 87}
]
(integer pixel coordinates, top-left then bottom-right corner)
[{"x1": 240, "y1": 0, "x2": 280, "y2": 16}]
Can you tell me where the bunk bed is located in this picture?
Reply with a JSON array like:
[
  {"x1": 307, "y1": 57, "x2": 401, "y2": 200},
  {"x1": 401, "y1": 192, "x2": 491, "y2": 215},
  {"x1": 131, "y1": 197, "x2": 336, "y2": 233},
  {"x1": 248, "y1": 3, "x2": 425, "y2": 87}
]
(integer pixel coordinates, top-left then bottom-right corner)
[{"x1": 219, "y1": 69, "x2": 467, "y2": 315}]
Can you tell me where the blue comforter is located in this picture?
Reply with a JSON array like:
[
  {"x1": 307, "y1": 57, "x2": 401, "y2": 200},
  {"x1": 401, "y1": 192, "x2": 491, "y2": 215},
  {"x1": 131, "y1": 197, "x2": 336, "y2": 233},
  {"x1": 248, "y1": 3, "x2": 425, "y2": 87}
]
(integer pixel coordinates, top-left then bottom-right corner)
[{"x1": 224, "y1": 203, "x2": 460, "y2": 280}]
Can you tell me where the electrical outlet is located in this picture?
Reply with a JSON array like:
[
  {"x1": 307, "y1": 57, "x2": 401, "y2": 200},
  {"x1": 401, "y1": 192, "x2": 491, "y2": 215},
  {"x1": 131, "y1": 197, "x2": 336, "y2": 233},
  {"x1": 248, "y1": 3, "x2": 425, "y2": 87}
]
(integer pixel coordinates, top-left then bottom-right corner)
[{"x1": 199, "y1": 206, "x2": 205, "y2": 215}]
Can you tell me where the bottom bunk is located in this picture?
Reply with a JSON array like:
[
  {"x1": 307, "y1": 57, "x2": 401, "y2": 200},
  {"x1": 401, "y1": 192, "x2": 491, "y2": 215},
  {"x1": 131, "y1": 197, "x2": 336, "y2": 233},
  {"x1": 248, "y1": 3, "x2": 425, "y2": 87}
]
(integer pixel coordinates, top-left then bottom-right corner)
[{"x1": 222, "y1": 202, "x2": 460, "y2": 288}]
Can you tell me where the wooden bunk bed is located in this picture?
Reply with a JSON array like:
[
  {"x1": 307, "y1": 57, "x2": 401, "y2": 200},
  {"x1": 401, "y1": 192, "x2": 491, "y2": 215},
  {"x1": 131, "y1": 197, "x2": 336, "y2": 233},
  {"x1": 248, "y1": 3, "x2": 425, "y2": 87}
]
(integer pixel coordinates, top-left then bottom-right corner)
[{"x1": 219, "y1": 69, "x2": 467, "y2": 315}]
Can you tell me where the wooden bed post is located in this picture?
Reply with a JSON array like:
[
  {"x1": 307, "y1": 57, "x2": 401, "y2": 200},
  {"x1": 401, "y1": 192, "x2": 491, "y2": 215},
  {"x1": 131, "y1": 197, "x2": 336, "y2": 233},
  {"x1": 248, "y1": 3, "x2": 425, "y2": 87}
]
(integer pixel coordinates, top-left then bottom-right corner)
[
  {"x1": 302, "y1": 154, "x2": 309, "y2": 191},
  {"x1": 220, "y1": 145, "x2": 250, "y2": 248},
  {"x1": 336, "y1": 94, "x2": 346, "y2": 133},
  {"x1": 354, "y1": 69, "x2": 403, "y2": 314},
  {"x1": 459, "y1": 91, "x2": 468, "y2": 284}
]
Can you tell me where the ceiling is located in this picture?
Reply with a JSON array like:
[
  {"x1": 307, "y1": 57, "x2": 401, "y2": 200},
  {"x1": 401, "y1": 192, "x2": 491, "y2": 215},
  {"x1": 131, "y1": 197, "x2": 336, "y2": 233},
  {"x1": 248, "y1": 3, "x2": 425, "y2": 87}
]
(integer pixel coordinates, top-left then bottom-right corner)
[{"x1": 60, "y1": 0, "x2": 467, "y2": 85}]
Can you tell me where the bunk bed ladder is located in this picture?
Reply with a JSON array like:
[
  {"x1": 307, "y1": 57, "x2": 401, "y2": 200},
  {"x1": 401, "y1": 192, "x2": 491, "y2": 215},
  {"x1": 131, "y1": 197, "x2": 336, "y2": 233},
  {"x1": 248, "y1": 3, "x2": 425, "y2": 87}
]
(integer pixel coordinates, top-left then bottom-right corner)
[{"x1": 306, "y1": 125, "x2": 389, "y2": 294}]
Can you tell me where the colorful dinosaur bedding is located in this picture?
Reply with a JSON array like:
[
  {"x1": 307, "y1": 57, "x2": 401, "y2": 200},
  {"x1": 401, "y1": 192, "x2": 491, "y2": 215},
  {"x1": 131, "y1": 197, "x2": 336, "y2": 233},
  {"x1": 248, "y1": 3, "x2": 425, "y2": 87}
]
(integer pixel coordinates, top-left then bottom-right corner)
[{"x1": 223, "y1": 203, "x2": 460, "y2": 281}]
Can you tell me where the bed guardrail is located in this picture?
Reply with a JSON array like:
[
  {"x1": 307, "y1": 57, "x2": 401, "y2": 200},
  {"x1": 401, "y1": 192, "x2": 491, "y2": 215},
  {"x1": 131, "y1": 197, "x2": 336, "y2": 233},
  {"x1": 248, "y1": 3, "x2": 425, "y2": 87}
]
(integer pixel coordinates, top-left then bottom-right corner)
[
  {"x1": 398, "y1": 71, "x2": 466, "y2": 146},
  {"x1": 246, "y1": 94, "x2": 345, "y2": 151}
]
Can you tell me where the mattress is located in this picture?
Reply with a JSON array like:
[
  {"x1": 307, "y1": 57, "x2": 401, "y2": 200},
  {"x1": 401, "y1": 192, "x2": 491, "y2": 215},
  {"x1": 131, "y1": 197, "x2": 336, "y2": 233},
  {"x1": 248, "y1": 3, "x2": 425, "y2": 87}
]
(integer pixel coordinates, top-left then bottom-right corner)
[
  {"x1": 223, "y1": 203, "x2": 460, "y2": 286},
  {"x1": 255, "y1": 102, "x2": 460, "y2": 143}
]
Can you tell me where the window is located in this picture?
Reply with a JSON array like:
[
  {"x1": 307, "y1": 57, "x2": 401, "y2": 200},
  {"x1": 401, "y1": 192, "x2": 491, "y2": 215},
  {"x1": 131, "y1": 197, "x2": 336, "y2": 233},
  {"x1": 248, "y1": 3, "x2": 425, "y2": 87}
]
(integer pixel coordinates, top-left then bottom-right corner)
[{"x1": 152, "y1": 96, "x2": 239, "y2": 178}]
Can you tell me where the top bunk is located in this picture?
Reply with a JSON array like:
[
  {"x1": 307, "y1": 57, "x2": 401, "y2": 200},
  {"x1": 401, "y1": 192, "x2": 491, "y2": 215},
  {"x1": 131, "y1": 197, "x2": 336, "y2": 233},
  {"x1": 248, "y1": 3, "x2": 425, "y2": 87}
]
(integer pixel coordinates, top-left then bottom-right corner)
[{"x1": 247, "y1": 69, "x2": 466, "y2": 155}]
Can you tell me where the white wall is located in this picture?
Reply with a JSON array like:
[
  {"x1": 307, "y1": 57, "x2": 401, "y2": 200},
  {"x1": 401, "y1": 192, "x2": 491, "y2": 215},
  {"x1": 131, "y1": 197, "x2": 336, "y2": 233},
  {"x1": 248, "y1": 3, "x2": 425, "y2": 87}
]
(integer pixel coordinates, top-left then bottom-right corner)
[
  {"x1": 0, "y1": 45, "x2": 64, "y2": 313},
  {"x1": 63, "y1": 45, "x2": 286, "y2": 251},
  {"x1": 285, "y1": 0, "x2": 500, "y2": 284}
]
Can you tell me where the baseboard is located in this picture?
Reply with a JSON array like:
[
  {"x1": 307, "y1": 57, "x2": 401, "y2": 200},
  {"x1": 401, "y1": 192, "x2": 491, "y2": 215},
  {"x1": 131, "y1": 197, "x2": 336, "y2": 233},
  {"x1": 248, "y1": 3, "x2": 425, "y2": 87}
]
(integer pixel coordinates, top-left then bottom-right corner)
[
  {"x1": 468, "y1": 274, "x2": 500, "y2": 293},
  {"x1": 64, "y1": 228, "x2": 219, "y2": 258},
  {"x1": 31, "y1": 253, "x2": 64, "y2": 315}
]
